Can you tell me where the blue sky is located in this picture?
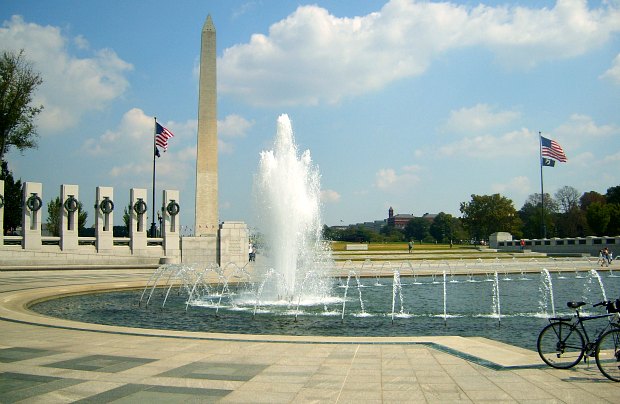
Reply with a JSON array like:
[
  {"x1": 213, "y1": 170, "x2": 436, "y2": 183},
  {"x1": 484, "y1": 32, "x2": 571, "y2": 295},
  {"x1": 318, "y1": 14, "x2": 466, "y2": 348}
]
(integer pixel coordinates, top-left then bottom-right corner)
[{"x1": 1, "y1": 0, "x2": 619, "y2": 232}]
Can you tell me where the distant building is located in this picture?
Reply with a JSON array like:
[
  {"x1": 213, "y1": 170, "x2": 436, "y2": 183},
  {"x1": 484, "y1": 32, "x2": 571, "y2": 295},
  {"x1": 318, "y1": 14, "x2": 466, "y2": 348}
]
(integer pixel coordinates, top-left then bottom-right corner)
[
  {"x1": 338, "y1": 207, "x2": 437, "y2": 232},
  {"x1": 387, "y1": 206, "x2": 415, "y2": 229}
]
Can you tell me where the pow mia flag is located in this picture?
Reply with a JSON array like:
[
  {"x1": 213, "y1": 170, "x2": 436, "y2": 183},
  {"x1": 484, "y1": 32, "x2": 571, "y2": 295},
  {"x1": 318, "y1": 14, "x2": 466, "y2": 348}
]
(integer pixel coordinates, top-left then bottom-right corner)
[{"x1": 542, "y1": 157, "x2": 556, "y2": 167}]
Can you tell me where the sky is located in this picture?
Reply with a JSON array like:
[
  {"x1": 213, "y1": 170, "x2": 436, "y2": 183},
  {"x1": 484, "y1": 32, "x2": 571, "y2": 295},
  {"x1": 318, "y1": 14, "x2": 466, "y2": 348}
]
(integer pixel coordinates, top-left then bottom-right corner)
[{"x1": 1, "y1": 0, "x2": 619, "y2": 233}]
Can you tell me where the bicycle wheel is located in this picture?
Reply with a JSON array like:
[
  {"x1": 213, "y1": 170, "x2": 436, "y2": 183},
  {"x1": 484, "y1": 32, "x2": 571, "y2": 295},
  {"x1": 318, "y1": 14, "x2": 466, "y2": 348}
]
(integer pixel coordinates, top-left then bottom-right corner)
[
  {"x1": 537, "y1": 322, "x2": 585, "y2": 369},
  {"x1": 595, "y1": 328, "x2": 620, "y2": 382}
]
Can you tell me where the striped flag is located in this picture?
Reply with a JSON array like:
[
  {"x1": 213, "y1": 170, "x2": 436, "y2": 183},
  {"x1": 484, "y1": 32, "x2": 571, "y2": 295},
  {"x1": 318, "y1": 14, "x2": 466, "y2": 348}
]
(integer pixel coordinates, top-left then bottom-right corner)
[
  {"x1": 541, "y1": 136, "x2": 567, "y2": 163},
  {"x1": 155, "y1": 122, "x2": 174, "y2": 155}
]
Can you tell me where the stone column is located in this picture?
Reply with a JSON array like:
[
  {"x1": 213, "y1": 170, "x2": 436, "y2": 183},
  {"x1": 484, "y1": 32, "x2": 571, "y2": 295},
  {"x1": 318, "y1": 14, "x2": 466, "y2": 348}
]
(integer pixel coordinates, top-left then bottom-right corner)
[
  {"x1": 130, "y1": 188, "x2": 148, "y2": 255},
  {"x1": 22, "y1": 182, "x2": 43, "y2": 250},
  {"x1": 95, "y1": 186, "x2": 114, "y2": 253},
  {"x1": 162, "y1": 189, "x2": 180, "y2": 262},
  {"x1": 60, "y1": 184, "x2": 79, "y2": 251}
]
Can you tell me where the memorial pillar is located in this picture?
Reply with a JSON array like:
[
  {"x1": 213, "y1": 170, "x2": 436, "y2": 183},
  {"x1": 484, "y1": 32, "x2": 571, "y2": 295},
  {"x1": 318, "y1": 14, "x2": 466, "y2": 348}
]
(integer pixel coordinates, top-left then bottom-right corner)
[
  {"x1": 130, "y1": 188, "x2": 148, "y2": 255},
  {"x1": 162, "y1": 189, "x2": 180, "y2": 260},
  {"x1": 60, "y1": 184, "x2": 79, "y2": 251},
  {"x1": 22, "y1": 182, "x2": 43, "y2": 250},
  {"x1": 95, "y1": 186, "x2": 114, "y2": 253}
]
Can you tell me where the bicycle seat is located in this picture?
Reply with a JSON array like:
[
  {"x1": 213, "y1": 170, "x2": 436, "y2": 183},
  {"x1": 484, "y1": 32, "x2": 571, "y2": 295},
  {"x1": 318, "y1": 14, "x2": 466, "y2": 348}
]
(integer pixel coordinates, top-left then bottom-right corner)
[{"x1": 567, "y1": 301, "x2": 586, "y2": 309}]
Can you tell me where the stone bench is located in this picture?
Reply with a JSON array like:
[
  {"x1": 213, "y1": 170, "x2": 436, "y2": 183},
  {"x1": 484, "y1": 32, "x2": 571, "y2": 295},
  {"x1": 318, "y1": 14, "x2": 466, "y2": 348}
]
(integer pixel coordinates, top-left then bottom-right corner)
[{"x1": 345, "y1": 244, "x2": 368, "y2": 251}]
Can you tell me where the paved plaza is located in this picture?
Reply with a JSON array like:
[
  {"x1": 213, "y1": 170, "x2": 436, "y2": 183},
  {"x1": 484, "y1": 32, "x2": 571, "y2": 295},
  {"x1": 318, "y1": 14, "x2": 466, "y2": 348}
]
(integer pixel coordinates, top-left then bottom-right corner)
[{"x1": 1, "y1": 267, "x2": 619, "y2": 403}]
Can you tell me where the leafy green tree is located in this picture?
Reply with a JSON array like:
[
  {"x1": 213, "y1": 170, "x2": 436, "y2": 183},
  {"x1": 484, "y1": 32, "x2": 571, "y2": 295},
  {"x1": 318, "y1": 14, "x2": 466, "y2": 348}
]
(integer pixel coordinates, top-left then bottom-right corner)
[
  {"x1": 586, "y1": 202, "x2": 610, "y2": 235},
  {"x1": 0, "y1": 161, "x2": 21, "y2": 234},
  {"x1": 460, "y1": 194, "x2": 522, "y2": 241},
  {"x1": 45, "y1": 196, "x2": 88, "y2": 237},
  {"x1": 606, "y1": 203, "x2": 620, "y2": 236},
  {"x1": 429, "y1": 212, "x2": 464, "y2": 243},
  {"x1": 555, "y1": 206, "x2": 589, "y2": 237},
  {"x1": 379, "y1": 224, "x2": 404, "y2": 242},
  {"x1": 519, "y1": 193, "x2": 558, "y2": 238},
  {"x1": 403, "y1": 217, "x2": 430, "y2": 242},
  {"x1": 606, "y1": 186, "x2": 620, "y2": 205},
  {"x1": 0, "y1": 50, "x2": 43, "y2": 162},
  {"x1": 580, "y1": 191, "x2": 606, "y2": 211}
]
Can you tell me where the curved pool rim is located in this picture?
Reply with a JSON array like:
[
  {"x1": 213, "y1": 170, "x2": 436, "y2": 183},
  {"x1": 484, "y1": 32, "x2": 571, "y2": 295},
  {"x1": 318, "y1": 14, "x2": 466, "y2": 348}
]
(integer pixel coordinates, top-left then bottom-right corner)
[{"x1": 1, "y1": 280, "x2": 473, "y2": 345}]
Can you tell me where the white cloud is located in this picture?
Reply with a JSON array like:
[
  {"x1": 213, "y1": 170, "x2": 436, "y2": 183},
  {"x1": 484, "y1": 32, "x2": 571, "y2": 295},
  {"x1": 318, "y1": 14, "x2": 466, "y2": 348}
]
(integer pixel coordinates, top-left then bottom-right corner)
[
  {"x1": 219, "y1": 0, "x2": 620, "y2": 106},
  {"x1": 555, "y1": 114, "x2": 619, "y2": 140},
  {"x1": 218, "y1": 114, "x2": 254, "y2": 137},
  {"x1": 321, "y1": 189, "x2": 341, "y2": 203},
  {"x1": 81, "y1": 108, "x2": 195, "y2": 192},
  {"x1": 443, "y1": 104, "x2": 520, "y2": 134},
  {"x1": 439, "y1": 128, "x2": 535, "y2": 158},
  {"x1": 600, "y1": 53, "x2": 620, "y2": 85},
  {"x1": 491, "y1": 176, "x2": 530, "y2": 195},
  {"x1": 0, "y1": 15, "x2": 133, "y2": 133},
  {"x1": 374, "y1": 165, "x2": 421, "y2": 190}
]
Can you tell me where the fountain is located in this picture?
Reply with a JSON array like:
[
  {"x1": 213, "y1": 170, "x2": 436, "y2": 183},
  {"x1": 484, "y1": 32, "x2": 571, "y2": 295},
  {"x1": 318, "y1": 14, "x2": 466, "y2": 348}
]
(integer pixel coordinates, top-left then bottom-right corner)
[{"x1": 252, "y1": 114, "x2": 332, "y2": 301}]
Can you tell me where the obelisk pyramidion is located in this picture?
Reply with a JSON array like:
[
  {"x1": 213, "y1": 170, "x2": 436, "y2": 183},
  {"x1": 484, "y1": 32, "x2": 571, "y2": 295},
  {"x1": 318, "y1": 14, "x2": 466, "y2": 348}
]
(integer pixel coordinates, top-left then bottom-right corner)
[{"x1": 195, "y1": 15, "x2": 218, "y2": 237}]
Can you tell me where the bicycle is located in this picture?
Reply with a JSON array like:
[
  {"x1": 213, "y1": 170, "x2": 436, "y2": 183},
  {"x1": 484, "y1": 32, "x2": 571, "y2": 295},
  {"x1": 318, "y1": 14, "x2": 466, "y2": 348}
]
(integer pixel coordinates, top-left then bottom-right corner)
[{"x1": 537, "y1": 299, "x2": 620, "y2": 381}]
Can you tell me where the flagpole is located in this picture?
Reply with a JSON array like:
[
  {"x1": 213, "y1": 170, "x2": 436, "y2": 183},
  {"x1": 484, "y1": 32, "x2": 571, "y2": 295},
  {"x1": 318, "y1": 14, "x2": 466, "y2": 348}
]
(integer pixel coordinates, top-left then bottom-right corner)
[
  {"x1": 539, "y1": 131, "x2": 546, "y2": 239},
  {"x1": 151, "y1": 117, "x2": 157, "y2": 238}
]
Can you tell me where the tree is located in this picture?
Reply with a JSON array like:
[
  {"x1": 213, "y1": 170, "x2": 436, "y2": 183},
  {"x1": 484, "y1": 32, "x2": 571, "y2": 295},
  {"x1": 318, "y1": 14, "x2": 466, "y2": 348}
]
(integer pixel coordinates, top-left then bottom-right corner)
[
  {"x1": 555, "y1": 186, "x2": 580, "y2": 213},
  {"x1": 555, "y1": 206, "x2": 589, "y2": 237},
  {"x1": 429, "y1": 212, "x2": 465, "y2": 243},
  {"x1": 519, "y1": 193, "x2": 558, "y2": 238},
  {"x1": 586, "y1": 202, "x2": 610, "y2": 235},
  {"x1": 460, "y1": 194, "x2": 522, "y2": 241},
  {"x1": 606, "y1": 186, "x2": 620, "y2": 205},
  {"x1": 404, "y1": 217, "x2": 430, "y2": 242},
  {"x1": 0, "y1": 161, "x2": 21, "y2": 234},
  {"x1": 0, "y1": 50, "x2": 43, "y2": 162},
  {"x1": 580, "y1": 191, "x2": 606, "y2": 211},
  {"x1": 45, "y1": 196, "x2": 88, "y2": 237}
]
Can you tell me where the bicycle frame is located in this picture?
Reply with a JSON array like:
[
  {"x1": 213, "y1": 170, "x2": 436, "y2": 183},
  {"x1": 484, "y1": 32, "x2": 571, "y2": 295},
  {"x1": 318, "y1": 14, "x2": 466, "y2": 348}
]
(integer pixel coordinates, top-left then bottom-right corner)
[{"x1": 551, "y1": 310, "x2": 616, "y2": 355}]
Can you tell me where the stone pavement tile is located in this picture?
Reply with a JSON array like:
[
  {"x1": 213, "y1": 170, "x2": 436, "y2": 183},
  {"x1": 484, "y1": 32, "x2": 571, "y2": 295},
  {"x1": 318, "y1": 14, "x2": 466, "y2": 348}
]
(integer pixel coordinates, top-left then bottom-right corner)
[
  {"x1": 316, "y1": 364, "x2": 351, "y2": 375},
  {"x1": 237, "y1": 381, "x2": 305, "y2": 393},
  {"x1": 382, "y1": 388, "x2": 428, "y2": 403},
  {"x1": 346, "y1": 372, "x2": 381, "y2": 383},
  {"x1": 462, "y1": 388, "x2": 515, "y2": 401},
  {"x1": 262, "y1": 364, "x2": 319, "y2": 374},
  {"x1": 0, "y1": 372, "x2": 84, "y2": 403},
  {"x1": 18, "y1": 380, "x2": 125, "y2": 403},
  {"x1": 337, "y1": 389, "x2": 383, "y2": 403},
  {"x1": 420, "y1": 382, "x2": 472, "y2": 402},
  {"x1": 293, "y1": 387, "x2": 341, "y2": 402},
  {"x1": 545, "y1": 387, "x2": 615, "y2": 404},
  {"x1": 72, "y1": 383, "x2": 232, "y2": 403},
  {"x1": 158, "y1": 361, "x2": 269, "y2": 381},
  {"x1": 497, "y1": 382, "x2": 557, "y2": 400},
  {"x1": 42, "y1": 354, "x2": 157, "y2": 373},
  {"x1": 304, "y1": 377, "x2": 345, "y2": 390},
  {"x1": 341, "y1": 381, "x2": 382, "y2": 391},
  {"x1": 0, "y1": 347, "x2": 60, "y2": 363},
  {"x1": 218, "y1": 389, "x2": 297, "y2": 403},
  {"x1": 451, "y1": 375, "x2": 499, "y2": 390},
  {"x1": 415, "y1": 370, "x2": 455, "y2": 384}
]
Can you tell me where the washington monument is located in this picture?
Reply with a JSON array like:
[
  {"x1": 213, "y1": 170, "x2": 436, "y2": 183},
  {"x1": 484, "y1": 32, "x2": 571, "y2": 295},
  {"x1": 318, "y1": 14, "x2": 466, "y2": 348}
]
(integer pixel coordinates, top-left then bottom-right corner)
[{"x1": 195, "y1": 15, "x2": 218, "y2": 237}]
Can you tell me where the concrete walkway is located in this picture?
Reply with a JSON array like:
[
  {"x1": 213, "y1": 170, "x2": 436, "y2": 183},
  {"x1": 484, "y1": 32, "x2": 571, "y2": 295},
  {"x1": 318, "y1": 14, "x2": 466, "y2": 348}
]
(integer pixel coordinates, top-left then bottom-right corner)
[{"x1": 1, "y1": 268, "x2": 619, "y2": 403}]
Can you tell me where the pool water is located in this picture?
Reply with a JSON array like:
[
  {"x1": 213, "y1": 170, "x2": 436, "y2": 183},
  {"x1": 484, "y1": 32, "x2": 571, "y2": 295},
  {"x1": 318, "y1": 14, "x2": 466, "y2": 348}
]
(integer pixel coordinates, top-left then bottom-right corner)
[{"x1": 31, "y1": 271, "x2": 620, "y2": 351}]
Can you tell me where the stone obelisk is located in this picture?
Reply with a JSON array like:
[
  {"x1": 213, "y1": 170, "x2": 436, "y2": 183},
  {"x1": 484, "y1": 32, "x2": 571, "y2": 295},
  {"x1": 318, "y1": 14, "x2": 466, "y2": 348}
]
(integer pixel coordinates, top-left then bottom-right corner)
[{"x1": 195, "y1": 15, "x2": 218, "y2": 237}]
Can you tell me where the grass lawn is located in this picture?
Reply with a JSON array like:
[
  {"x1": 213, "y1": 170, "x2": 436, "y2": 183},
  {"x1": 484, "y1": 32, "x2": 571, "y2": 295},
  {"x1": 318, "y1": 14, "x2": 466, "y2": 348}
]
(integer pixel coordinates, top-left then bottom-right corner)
[{"x1": 329, "y1": 241, "x2": 481, "y2": 252}]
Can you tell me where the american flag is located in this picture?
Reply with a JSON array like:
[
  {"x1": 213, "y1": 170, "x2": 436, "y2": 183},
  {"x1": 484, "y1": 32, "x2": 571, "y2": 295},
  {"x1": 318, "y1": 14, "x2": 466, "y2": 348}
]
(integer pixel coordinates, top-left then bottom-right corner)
[
  {"x1": 155, "y1": 122, "x2": 174, "y2": 155},
  {"x1": 541, "y1": 136, "x2": 567, "y2": 162}
]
